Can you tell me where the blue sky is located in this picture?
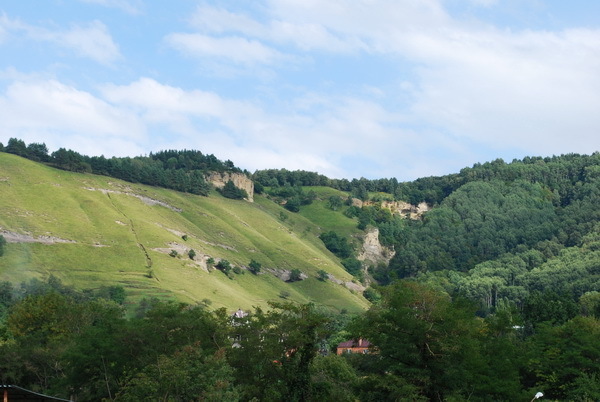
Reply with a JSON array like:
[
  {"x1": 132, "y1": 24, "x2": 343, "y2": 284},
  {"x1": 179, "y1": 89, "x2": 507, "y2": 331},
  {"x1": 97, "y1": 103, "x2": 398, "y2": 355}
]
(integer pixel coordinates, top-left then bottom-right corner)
[{"x1": 1, "y1": 0, "x2": 599, "y2": 181}]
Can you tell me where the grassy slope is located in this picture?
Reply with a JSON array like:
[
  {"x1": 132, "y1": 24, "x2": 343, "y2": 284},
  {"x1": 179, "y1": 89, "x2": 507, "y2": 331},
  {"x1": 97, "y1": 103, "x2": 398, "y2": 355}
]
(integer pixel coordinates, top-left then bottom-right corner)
[{"x1": 0, "y1": 154, "x2": 368, "y2": 312}]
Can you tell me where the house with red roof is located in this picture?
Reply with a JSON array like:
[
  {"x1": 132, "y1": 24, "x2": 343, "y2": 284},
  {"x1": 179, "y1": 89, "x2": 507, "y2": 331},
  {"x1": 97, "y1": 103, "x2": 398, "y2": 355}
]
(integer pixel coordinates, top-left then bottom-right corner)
[{"x1": 336, "y1": 338, "x2": 372, "y2": 355}]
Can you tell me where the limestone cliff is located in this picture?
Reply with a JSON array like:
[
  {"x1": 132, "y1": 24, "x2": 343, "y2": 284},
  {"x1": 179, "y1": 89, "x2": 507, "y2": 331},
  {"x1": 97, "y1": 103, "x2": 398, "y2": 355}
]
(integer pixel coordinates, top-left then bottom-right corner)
[
  {"x1": 353, "y1": 199, "x2": 430, "y2": 219},
  {"x1": 206, "y1": 172, "x2": 254, "y2": 202},
  {"x1": 357, "y1": 227, "x2": 395, "y2": 267}
]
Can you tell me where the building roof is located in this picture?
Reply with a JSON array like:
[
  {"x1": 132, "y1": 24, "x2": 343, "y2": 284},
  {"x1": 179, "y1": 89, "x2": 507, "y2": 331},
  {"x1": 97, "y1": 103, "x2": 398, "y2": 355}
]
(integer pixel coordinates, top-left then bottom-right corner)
[
  {"x1": 0, "y1": 385, "x2": 71, "y2": 401},
  {"x1": 337, "y1": 338, "x2": 371, "y2": 349}
]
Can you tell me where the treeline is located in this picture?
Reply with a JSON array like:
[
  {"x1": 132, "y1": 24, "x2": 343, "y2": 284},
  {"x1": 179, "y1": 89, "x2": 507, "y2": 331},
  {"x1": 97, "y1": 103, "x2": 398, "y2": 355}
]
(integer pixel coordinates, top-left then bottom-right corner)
[
  {"x1": 0, "y1": 138, "x2": 244, "y2": 195},
  {"x1": 1, "y1": 278, "x2": 598, "y2": 401},
  {"x1": 254, "y1": 153, "x2": 600, "y2": 205}
]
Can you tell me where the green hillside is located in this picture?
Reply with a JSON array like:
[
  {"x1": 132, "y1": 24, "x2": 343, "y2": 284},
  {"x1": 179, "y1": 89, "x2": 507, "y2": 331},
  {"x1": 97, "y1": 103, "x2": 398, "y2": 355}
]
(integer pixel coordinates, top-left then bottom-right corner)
[{"x1": 0, "y1": 153, "x2": 368, "y2": 312}]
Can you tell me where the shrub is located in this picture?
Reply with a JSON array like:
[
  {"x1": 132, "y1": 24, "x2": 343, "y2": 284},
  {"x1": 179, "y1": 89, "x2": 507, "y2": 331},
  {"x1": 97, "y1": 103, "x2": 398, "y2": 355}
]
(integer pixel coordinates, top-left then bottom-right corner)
[
  {"x1": 216, "y1": 260, "x2": 232, "y2": 274},
  {"x1": 317, "y1": 269, "x2": 329, "y2": 281},
  {"x1": 248, "y1": 259, "x2": 261, "y2": 275},
  {"x1": 188, "y1": 249, "x2": 196, "y2": 260},
  {"x1": 169, "y1": 250, "x2": 178, "y2": 258},
  {"x1": 288, "y1": 268, "x2": 303, "y2": 282}
]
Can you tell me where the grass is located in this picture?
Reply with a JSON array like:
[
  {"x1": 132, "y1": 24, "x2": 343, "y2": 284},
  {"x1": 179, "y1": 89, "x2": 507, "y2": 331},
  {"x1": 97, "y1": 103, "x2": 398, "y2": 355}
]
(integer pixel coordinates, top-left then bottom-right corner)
[{"x1": 0, "y1": 153, "x2": 368, "y2": 312}]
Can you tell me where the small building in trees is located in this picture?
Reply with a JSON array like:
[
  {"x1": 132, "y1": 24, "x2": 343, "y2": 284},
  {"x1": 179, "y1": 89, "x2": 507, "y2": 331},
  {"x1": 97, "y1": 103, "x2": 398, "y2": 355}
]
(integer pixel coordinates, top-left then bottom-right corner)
[{"x1": 336, "y1": 338, "x2": 372, "y2": 355}]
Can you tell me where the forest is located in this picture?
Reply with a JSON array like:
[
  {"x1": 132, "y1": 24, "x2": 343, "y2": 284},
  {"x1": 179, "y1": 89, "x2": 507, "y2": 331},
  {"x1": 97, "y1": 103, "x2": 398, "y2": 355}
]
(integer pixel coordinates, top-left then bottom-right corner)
[
  {"x1": 0, "y1": 277, "x2": 598, "y2": 401},
  {"x1": 0, "y1": 138, "x2": 243, "y2": 195},
  {"x1": 1, "y1": 139, "x2": 600, "y2": 400}
]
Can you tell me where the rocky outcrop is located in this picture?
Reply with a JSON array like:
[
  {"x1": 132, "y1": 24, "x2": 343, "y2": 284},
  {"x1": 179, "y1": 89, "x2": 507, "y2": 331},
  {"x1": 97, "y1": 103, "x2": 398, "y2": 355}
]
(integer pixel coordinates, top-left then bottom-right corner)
[
  {"x1": 357, "y1": 228, "x2": 395, "y2": 267},
  {"x1": 206, "y1": 172, "x2": 254, "y2": 202},
  {"x1": 361, "y1": 200, "x2": 430, "y2": 219}
]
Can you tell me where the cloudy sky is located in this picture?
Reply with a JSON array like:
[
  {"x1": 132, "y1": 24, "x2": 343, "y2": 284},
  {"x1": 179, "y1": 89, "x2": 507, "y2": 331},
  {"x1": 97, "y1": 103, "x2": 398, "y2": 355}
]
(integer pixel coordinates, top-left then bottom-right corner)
[{"x1": 1, "y1": 1, "x2": 599, "y2": 181}]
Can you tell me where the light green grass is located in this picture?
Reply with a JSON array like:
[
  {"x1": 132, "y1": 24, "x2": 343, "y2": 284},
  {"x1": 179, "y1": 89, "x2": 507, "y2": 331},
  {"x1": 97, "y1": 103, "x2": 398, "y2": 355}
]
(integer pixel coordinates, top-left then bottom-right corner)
[{"x1": 0, "y1": 154, "x2": 368, "y2": 312}]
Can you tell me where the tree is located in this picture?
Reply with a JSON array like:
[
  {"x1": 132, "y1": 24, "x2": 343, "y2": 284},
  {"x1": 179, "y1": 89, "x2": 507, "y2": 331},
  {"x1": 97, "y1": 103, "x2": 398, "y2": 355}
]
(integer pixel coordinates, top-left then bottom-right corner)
[
  {"x1": 227, "y1": 302, "x2": 331, "y2": 401},
  {"x1": 524, "y1": 317, "x2": 600, "y2": 400},
  {"x1": 327, "y1": 195, "x2": 343, "y2": 211},
  {"x1": 354, "y1": 281, "x2": 491, "y2": 400},
  {"x1": 288, "y1": 268, "x2": 303, "y2": 282},
  {"x1": 220, "y1": 180, "x2": 247, "y2": 200},
  {"x1": 26, "y1": 142, "x2": 49, "y2": 162},
  {"x1": 188, "y1": 249, "x2": 196, "y2": 260},
  {"x1": 216, "y1": 260, "x2": 232, "y2": 275},
  {"x1": 317, "y1": 270, "x2": 329, "y2": 281},
  {"x1": 5, "y1": 138, "x2": 27, "y2": 157},
  {"x1": 117, "y1": 345, "x2": 239, "y2": 401},
  {"x1": 284, "y1": 196, "x2": 301, "y2": 212},
  {"x1": 319, "y1": 231, "x2": 353, "y2": 259},
  {"x1": 248, "y1": 259, "x2": 261, "y2": 275}
]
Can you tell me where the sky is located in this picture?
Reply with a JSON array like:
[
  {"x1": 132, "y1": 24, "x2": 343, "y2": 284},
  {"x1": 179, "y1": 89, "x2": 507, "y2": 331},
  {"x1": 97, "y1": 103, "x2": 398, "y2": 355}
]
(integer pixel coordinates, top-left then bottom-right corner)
[{"x1": 1, "y1": 0, "x2": 599, "y2": 181}]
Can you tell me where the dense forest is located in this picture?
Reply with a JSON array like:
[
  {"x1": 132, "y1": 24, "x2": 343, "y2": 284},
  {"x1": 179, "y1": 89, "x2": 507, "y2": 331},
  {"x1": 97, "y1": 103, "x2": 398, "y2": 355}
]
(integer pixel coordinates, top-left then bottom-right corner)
[
  {"x1": 256, "y1": 154, "x2": 600, "y2": 317},
  {"x1": 1, "y1": 139, "x2": 600, "y2": 400},
  {"x1": 0, "y1": 278, "x2": 598, "y2": 401}
]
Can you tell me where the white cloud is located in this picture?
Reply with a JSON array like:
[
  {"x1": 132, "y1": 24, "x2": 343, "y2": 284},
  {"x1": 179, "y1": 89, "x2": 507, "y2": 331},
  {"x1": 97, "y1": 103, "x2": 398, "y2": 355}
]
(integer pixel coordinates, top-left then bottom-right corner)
[
  {"x1": 215, "y1": 0, "x2": 600, "y2": 159},
  {"x1": 55, "y1": 21, "x2": 121, "y2": 64},
  {"x1": 0, "y1": 78, "x2": 144, "y2": 156},
  {"x1": 0, "y1": 15, "x2": 120, "y2": 64},
  {"x1": 165, "y1": 33, "x2": 285, "y2": 66}
]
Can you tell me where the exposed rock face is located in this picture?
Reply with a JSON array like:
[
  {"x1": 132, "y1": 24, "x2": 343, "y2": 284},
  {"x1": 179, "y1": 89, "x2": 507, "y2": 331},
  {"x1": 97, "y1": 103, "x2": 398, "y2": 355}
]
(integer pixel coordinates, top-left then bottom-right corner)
[
  {"x1": 206, "y1": 172, "x2": 254, "y2": 202},
  {"x1": 363, "y1": 200, "x2": 430, "y2": 219},
  {"x1": 357, "y1": 227, "x2": 395, "y2": 267}
]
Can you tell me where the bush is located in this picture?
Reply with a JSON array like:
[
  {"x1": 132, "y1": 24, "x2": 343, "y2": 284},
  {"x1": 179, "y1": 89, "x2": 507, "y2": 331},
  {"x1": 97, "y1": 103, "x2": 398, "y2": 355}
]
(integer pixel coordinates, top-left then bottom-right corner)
[
  {"x1": 169, "y1": 250, "x2": 178, "y2": 258},
  {"x1": 216, "y1": 260, "x2": 232, "y2": 275},
  {"x1": 233, "y1": 266, "x2": 243, "y2": 275},
  {"x1": 317, "y1": 270, "x2": 329, "y2": 281},
  {"x1": 248, "y1": 259, "x2": 261, "y2": 275},
  {"x1": 188, "y1": 249, "x2": 196, "y2": 260},
  {"x1": 288, "y1": 268, "x2": 303, "y2": 282}
]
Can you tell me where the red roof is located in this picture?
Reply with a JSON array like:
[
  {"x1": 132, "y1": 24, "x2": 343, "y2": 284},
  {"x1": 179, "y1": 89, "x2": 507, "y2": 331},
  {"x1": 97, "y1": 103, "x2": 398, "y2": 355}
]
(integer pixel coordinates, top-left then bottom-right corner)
[{"x1": 337, "y1": 338, "x2": 371, "y2": 348}]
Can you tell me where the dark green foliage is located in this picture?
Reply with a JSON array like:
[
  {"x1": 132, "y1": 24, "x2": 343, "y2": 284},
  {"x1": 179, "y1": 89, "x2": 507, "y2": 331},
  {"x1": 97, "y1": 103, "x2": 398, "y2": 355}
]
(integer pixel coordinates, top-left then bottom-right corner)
[
  {"x1": 284, "y1": 195, "x2": 301, "y2": 212},
  {"x1": 288, "y1": 268, "x2": 303, "y2": 282},
  {"x1": 216, "y1": 259, "x2": 232, "y2": 275},
  {"x1": 317, "y1": 269, "x2": 329, "y2": 281},
  {"x1": 327, "y1": 195, "x2": 343, "y2": 210},
  {"x1": 341, "y1": 258, "x2": 363, "y2": 281},
  {"x1": 319, "y1": 231, "x2": 353, "y2": 259},
  {"x1": 1, "y1": 277, "x2": 598, "y2": 401},
  {"x1": 5, "y1": 138, "x2": 27, "y2": 157},
  {"x1": 264, "y1": 183, "x2": 316, "y2": 212},
  {"x1": 362, "y1": 287, "x2": 381, "y2": 303},
  {"x1": 0, "y1": 235, "x2": 5, "y2": 257},
  {"x1": 227, "y1": 302, "x2": 330, "y2": 401},
  {"x1": 51, "y1": 148, "x2": 91, "y2": 172},
  {"x1": 219, "y1": 180, "x2": 248, "y2": 200},
  {"x1": 248, "y1": 259, "x2": 261, "y2": 274},
  {"x1": 117, "y1": 344, "x2": 239, "y2": 401},
  {"x1": 188, "y1": 249, "x2": 196, "y2": 260},
  {"x1": 524, "y1": 317, "x2": 600, "y2": 401},
  {"x1": 5, "y1": 138, "x2": 240, "y2": 196},
  {"x1": 353, "y1": 281, "x2": 526, "y2": 401},
  {"x1": 522, "y1": 291, "x2": 579, "y2": 327},
  {"x1": 169, "y1": 249, "x2": 178, "y2": 258}
]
